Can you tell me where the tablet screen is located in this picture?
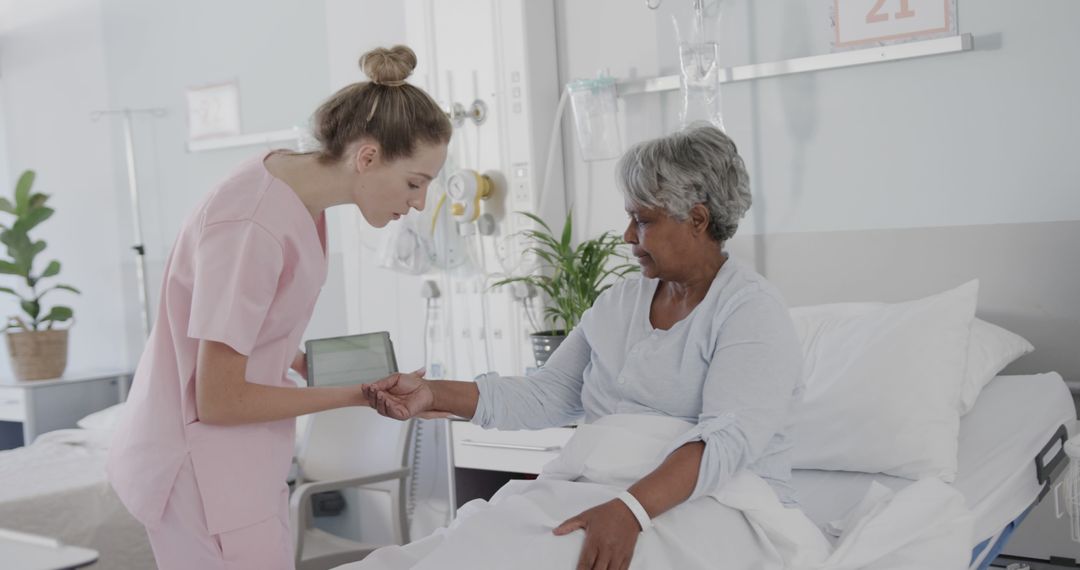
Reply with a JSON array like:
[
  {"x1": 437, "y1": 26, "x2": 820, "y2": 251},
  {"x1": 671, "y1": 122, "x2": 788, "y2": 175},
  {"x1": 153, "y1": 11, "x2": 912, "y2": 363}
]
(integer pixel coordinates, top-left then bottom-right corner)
[{"x1": 305, "y1": 332, "x2": 398, "y2": 387}]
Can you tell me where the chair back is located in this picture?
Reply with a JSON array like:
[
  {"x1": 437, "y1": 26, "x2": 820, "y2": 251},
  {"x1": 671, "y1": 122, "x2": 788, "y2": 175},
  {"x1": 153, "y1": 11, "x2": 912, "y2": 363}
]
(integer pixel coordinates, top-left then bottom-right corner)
[
  {"x1": 297, "y1": 332, "x2": 413, "y2": 481},
  {"x1": 297, "y1": 407, "x2": 413, "y2": 481}
]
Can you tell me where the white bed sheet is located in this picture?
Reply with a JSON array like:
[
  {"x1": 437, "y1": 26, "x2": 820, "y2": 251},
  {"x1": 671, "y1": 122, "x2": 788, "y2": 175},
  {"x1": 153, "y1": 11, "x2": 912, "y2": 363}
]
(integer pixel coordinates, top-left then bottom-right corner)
[
  {"x1": 349, "y1": 414, "x2": 976, "y2": 570},
  {"x1": 792, "y1": 373, "x2": 1075, "y2": 545},
  {"x1": 0, "y1": 427, "x2": 156, "y2": 569}
]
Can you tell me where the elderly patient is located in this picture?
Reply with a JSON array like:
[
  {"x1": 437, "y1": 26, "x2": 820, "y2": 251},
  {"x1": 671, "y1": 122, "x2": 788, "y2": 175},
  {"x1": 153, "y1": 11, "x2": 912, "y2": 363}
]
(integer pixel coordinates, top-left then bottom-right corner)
[{"x1": 358, "y1": 124, "x2": 803, "y2": 570}]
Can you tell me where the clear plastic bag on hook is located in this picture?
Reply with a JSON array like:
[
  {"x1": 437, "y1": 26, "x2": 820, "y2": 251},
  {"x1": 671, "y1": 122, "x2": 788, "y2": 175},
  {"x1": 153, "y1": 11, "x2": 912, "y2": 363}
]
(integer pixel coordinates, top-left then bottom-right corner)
[
  {"x1": 566, "y1": 76, "x2": 622, "y2": 161},
  {"x1": 377, "y1": 210, "x2": 433, "y2": 275},
  {"x1": 672, "y1": 0, "x2": 725, "y2": 130}
]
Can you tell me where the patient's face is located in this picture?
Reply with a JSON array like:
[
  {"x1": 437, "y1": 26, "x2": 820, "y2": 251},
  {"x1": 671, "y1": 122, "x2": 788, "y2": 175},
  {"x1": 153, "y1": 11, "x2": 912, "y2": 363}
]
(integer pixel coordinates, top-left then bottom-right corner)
[{"x1": 623, "y1": 204, "x2": 693, "y2": 279}]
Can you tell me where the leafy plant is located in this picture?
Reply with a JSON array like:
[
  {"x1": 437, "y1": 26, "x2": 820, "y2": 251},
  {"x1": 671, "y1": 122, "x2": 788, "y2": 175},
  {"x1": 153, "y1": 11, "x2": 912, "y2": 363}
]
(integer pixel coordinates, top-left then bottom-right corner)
[
  {"x1": 0, "y1": 170, "x2": 79, "y2": 331},
  {"x1": 493, "y1": 211, "x2": 637, "y2": 334}
]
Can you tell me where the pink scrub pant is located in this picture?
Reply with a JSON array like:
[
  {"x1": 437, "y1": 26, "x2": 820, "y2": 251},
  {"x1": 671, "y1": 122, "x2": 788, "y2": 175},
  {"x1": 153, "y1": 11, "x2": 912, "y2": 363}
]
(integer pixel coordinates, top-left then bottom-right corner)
[{"x1": 145, "y1": 458, "x2": 294, "y2": 570}]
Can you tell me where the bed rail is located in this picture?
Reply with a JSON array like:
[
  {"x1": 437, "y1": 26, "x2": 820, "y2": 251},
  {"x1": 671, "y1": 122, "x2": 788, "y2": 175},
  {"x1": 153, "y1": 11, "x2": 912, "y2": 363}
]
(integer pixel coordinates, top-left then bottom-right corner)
[
  {"x1": 989, "y1": 423, "x2": 1078, "y2": 570},
  {"x1": 1036, "y1": 424, "x2": 1069, "y2": 503}
]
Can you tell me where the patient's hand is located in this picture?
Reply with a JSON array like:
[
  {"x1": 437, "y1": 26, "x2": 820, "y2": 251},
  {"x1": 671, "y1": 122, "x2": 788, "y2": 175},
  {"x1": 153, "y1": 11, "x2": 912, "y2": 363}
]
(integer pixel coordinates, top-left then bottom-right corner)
[
  {"x1": 554, "y1": 499, "x2": 641, "y2": 570},
  {"x1": 362, "y1": 369, "x2": 437, "y2": 420}
]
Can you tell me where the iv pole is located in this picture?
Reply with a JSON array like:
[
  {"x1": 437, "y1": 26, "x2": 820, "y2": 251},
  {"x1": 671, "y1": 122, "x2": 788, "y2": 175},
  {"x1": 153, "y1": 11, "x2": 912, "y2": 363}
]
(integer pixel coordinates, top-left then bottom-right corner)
[{"x1": 90, "y1": 107, "x2": 166, "y2": 340}]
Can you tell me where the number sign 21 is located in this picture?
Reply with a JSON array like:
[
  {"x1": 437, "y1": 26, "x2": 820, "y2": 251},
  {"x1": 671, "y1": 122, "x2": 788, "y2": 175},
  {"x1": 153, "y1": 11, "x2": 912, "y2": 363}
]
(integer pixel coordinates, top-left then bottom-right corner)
[{"x1": 832, "y1": 0, "x2": 956, "y2": 49}]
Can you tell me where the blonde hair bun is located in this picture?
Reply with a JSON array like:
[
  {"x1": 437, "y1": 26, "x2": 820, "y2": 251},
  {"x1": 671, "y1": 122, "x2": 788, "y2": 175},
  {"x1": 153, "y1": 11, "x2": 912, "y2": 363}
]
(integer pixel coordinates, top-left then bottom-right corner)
[{"x1": 359, "y1": 45, "x2": 417, "y2": 85}]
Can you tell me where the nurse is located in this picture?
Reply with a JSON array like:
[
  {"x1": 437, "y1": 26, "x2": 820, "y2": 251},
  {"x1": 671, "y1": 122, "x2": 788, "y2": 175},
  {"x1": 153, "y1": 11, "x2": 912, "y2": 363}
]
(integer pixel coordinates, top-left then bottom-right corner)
[{"x1": 107, "y1": 45, "x2": 451, "y2": 570}]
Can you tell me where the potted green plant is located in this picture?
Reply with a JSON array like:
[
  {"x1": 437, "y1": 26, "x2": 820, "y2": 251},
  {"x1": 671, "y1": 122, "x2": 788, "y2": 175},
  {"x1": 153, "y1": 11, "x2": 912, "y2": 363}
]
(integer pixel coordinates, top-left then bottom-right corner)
[
  {"x1": 0, "y1": 170, "x2": 79, "y2": 380},
  {"x1": 494, "y1": 211, "x2": 637, "y2": 367}
]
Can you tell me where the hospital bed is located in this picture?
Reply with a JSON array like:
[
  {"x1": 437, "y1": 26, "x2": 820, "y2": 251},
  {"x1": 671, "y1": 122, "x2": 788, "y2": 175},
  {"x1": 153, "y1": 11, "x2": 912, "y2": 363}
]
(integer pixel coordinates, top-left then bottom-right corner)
[
  {"x1": 0, "y1": 406, "x2": 157, "y2": 569},
  {"x1": 340, "y1": 374, "x2": 1073, "y2": 570},
  {"x1": 0, "y1": 380, "x2": 1069, "y2": 569},
  {"x1": 792, "y1": 373, "x2": 1075, "y2": 569},
  {"x1": 428, "y1": 373, "x2": 1074, "y2": 570}
]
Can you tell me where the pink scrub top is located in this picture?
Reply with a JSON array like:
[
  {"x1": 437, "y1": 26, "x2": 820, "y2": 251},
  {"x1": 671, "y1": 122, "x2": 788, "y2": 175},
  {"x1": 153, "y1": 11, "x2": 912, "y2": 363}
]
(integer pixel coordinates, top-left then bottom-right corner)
[{"x1": 107, "y1": 153, "x2": 328, "y2": 535}]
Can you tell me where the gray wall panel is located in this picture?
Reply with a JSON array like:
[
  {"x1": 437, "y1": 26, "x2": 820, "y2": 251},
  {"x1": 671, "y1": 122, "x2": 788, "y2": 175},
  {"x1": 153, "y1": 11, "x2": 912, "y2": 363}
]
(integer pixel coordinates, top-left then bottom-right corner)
[{"x1": 729, "y1": 220, "x2": 1080, "y2": 385}]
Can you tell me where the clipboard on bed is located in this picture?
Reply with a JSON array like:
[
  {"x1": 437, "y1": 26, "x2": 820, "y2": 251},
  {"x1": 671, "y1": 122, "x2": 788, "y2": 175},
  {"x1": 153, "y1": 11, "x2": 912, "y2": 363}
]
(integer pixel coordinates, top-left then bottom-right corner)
[{"x1": 304, "y1": 331, "x2": 399, "y2": 387}]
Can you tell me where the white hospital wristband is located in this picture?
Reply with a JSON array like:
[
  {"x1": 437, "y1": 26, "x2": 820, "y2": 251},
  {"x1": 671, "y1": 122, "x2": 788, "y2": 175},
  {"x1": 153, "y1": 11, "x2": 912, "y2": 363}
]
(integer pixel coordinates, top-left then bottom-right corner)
[{"x1": 616, "y1": 491, "x2": 652, "y2": 531}]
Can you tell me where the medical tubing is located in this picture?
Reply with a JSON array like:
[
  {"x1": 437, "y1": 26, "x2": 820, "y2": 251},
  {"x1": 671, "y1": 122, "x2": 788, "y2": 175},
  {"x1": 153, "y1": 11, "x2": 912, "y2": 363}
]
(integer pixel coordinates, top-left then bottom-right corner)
[
  {"x1": 430, "y1": 193, "x2": 448, "y2": 236},
  {"x1": 474, "y1": 119, "x2": 483, "y2": 182},
  {"x1": 407, "y1": 419, "x2": 423, "y2": 522},
  {"x1": 537, "y1": 88, "x2": 571, "y2": 221},
  {"x1": 439, "y1": 272, "x2": 459, "y2": 379},
  {"x1": 406, "y1": 419, "x2": 453, "y2": 528},
  {"x1": 422, "y1": 298, "x2": 433, "y2": 368},
  {"x1": 476, "y1": 236, "x2": 496, "y2": 373},
  {"x1": 1065, "y1": 435, "x2": 1080, "y2": 541}
]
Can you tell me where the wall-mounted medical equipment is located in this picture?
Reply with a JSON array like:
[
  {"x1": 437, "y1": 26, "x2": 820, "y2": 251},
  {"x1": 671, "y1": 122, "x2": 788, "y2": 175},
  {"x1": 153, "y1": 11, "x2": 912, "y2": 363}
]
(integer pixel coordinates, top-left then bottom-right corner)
[
  {"x1": 672, "y1": 0, "x2": 724, "y2": 129},
  {"x1": 629, "y1": 0, "x2": 972, "y2": 111},
  {"x1": 377, "y1": 212, "x2": 433, "y2": 275},
  {"x1": 617, "y1": 37, "x2": 972, "y2": 101},
  {"x1": 566, "y1": 77, "x2": 621, "y2": 161},
  {"x1": 446, "y1": 169, "x2": 494, "y2": 223},
  {"x1": 446, "y1": 100, "x2": 489, "y2": 128}
]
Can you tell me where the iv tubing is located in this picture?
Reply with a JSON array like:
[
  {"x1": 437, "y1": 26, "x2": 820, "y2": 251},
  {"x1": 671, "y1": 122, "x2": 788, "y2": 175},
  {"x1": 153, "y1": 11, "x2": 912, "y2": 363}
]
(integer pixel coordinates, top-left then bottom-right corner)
[{"x1": 537, "y1": 88, "x2": 570, "y2": 219}]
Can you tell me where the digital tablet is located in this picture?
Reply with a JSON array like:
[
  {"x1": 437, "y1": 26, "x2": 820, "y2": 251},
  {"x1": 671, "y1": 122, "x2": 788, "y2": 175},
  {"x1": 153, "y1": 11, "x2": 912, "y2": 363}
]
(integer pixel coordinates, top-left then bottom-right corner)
[{"x1": 304, "y1": 331, "x2": 398, "y2": 387}]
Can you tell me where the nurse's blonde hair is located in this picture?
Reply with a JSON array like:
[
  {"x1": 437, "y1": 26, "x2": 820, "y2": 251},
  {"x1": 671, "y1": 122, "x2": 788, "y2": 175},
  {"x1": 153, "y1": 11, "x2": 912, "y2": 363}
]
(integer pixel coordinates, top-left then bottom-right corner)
[{"x1": 312, "y1": 45, "x2": 452, "y2": 163}]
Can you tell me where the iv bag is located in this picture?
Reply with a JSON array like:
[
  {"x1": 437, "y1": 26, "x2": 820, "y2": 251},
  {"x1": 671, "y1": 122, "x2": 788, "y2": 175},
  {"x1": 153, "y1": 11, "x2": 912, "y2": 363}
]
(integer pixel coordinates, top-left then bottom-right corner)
[
  {"x1": 673, "y1": 1, "x2": 725, "y2": 130},
  {"x1": 377, "y1": 210, "x2": 432, "y2": 275},
  {"x1": 566, "y1": 77, "x2": 621, "y2": 161}
]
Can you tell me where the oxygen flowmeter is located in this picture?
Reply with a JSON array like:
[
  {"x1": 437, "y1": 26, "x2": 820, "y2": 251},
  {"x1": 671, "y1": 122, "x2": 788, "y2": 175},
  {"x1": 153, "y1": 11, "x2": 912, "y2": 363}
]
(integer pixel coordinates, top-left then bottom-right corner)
[{"x1": 446, "y1": 169, "x2": 494, "y2": 223}]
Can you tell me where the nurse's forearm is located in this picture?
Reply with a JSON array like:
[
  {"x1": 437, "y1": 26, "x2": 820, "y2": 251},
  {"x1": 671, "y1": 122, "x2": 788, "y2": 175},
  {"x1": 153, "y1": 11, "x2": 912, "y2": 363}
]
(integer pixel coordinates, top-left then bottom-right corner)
[
  {"x1": 196, "y1": 339, "x2": 366, "y2": 425},
  {"x1": 626, "y1": 441, "x2": 705, "y2": 520},
  {"x1": 201, "y1": 382, "x2": 367, "y2": 426},
  {"x1": 428, "y1": 380, "x2": 479, "y2": 419}
]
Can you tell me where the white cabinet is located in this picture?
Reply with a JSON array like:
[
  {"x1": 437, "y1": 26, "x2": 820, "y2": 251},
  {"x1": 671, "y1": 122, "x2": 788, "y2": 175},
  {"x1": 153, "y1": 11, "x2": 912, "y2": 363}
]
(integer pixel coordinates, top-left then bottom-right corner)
[
  {"x1": 0, "y1": 369, "x2": 131, "y2": 449},
  {"x1": 448, "y1": 420, "x2": 575, "y2": 516},
  {"x1": 0, "y1": 390, "x2": 26, "y2": 423},
  {"x1": 451, "y1": 422, "x2": 573, "y2": 475}
]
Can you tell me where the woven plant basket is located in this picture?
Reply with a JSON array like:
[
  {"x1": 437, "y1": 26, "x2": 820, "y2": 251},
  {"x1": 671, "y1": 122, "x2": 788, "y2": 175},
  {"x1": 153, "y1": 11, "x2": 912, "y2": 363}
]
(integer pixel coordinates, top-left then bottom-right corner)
[{"x1": 5, "y1": 329, "x2": 68, "y2": 381}]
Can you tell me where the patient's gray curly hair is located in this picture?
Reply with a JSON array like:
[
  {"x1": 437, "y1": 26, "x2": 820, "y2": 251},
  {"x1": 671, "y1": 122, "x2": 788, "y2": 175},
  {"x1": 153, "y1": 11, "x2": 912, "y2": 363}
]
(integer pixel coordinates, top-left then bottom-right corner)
[{"x1": 616, "y1": 123, "x2": 751, "y2": 242}]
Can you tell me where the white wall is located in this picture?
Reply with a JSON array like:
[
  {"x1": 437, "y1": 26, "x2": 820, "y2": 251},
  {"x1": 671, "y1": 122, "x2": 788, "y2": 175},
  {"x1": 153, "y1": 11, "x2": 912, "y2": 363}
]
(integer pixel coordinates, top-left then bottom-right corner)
[
  {"x1": 97, "y1": 0, "x2": 336, "y2": 360},
  {"x1": 556, "y1": 0, "x2": 1080, "y2": 241},
  {"x1": 0, "y1": 0, "x2": 127, "y2": 375},
  {"x1": 324, "y1": 0, "x2": 419, "y2": 370},
  {"x1": 320, "y1": 0, "x2": 417, "y2": 545},
  {"x1": 0, "y1": 87, "x2": 10, "y2": 200},
  {"x1": 0, "y1": 0, "x2": 335, "y2": 374}
]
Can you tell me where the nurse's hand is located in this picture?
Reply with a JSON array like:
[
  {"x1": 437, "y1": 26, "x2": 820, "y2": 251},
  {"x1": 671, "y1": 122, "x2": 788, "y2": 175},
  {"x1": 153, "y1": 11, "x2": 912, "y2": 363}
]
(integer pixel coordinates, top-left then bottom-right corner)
[
  {"x1": 363, "y1": 369, "x2": 435, "y2": 420},
  {"x1": 291, "y1": 350, "x2": 307, "y2": 381},
  {"x1": 554, "y1": 499, "x2": 641, "y2": 570}
]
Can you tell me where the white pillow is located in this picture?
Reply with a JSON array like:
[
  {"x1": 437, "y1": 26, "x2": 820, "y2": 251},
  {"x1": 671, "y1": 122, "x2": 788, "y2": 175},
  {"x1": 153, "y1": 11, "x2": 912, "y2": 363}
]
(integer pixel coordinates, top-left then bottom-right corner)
[
  {"x1": 76, "y1": 403, "x2": 125, "y2": 431},
  {"x1": 539, "y1": 414, "x2": 693, "y2": 487},
  {"x1": 790, "y1": 303, "x2": 1033, "y2": 416},
  {"x1": 959, "y1": 319, "x2": 1034, "y2": 414},
  {"x1": 788, "y1": 280, "x2": 978, "y2": 481}
]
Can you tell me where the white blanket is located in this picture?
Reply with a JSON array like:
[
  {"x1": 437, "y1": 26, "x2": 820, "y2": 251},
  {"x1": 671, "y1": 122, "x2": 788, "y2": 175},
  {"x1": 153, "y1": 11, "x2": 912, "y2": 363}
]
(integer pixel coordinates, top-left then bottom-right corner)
[
  {"x1": 0, "y1": 428, "x2": 156, "y2": 569},
  {"x1": 345, "y1": 415, "x2": 973, "y2": 570}
]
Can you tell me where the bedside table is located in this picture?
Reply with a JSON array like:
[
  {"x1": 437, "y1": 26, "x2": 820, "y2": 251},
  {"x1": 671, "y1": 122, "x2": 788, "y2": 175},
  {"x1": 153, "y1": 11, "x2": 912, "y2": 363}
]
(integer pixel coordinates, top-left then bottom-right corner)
[
  {"x1": 447, "y1": 419, "x2": 575, "y2": 517},
  {"x1": 0, "y1": 368, "x2": 132, "y2": 449}
]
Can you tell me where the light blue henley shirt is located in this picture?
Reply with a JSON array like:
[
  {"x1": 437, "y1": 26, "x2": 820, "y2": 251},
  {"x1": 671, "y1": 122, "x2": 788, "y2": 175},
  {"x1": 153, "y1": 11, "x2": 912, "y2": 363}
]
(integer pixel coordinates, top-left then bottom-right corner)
[{"x1": 474, "y1": 257, "x2": 804, "y2": 506}]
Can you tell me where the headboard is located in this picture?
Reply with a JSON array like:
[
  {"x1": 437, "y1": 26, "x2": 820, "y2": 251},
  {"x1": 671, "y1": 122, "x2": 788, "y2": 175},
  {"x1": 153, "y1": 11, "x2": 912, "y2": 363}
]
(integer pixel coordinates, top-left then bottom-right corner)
[{"x1": 729, "y1": 219, "x2": 1080, "y2": 391}]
